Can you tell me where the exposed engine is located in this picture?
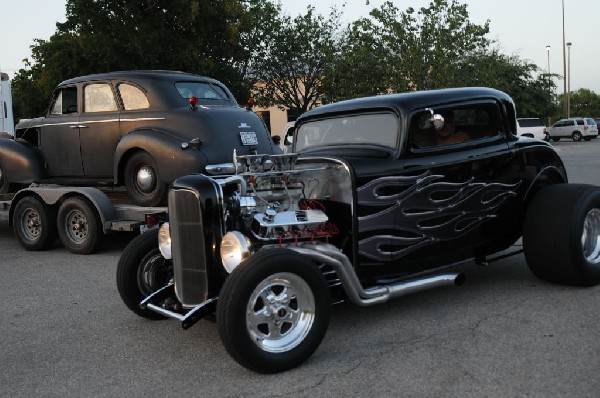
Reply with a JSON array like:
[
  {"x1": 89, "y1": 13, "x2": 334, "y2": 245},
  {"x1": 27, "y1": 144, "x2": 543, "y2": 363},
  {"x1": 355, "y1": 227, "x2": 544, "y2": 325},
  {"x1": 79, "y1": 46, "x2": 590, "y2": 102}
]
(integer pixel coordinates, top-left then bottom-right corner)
[{"x1": 216, "y1": 154, "x2": 346, "y2": 247}]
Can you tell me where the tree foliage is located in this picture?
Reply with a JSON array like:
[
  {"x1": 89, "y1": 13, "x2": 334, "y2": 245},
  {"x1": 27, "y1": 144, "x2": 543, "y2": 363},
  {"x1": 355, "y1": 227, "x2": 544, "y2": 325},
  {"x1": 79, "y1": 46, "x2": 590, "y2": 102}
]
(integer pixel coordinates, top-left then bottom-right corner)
[
  {"x1": 12, "y1": 0, "x2": 279, "y2": 118},
  {"x1": 250, "y1": 6, "x2": 341, "y2": 114},
  {"x1": 555, "y1": 89, "x2": 600, "y2": 121}
]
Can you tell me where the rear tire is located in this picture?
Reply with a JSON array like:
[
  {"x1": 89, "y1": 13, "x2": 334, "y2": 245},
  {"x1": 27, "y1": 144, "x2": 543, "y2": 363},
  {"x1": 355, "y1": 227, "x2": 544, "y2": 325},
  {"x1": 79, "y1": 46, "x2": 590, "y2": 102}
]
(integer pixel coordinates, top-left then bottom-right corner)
[
  {"x1": 551, "y1": 137, "x2": 560, "y2": 142},
  {"x1": 13, "y1": 196, "x2": 57, "y2": 251},
  {"x1": 523, "y1": 184, "x2": 600, "y2": 286},
  {"x1": 124, "y1": 151, "x2": 167, "y2": 207},
  {"x1": 572, "y1": 131, "x2": 582, "y2": 141}
]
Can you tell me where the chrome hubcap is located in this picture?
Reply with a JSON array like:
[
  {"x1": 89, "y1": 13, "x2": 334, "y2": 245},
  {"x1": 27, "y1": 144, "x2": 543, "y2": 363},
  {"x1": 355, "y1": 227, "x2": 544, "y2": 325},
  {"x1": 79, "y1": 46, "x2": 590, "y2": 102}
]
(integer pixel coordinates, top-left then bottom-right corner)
[
  {"x1": 136, "y1": 166, "x2": 156, "y2": 193},
  {"x1": 246, "y1": 272, "x2": 315, "y2": 353},
  {"x1": 65, "y1": 209, "x2": 88, "y2": 244},
  {"x1": 582, "y1": 209, "x2": 600, "y2": 264}
]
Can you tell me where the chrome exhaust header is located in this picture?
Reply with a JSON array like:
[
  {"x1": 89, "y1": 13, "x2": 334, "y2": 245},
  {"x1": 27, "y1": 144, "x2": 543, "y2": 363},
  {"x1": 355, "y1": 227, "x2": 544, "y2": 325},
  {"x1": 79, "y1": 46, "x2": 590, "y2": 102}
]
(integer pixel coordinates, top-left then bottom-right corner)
[{"x1": 287, "y1": 243, "x2": 464, "y2": 307}]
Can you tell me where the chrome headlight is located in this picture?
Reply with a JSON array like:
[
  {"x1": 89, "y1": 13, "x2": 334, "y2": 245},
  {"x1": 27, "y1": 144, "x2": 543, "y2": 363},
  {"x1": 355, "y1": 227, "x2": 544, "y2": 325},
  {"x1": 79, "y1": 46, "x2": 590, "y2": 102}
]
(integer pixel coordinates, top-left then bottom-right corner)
[
  {"x1": 158, "y1": 222, "x2": 172, "y2": 260},
  {"x1": 220, "y1": 231, "x2": 252, "y2": 273}
]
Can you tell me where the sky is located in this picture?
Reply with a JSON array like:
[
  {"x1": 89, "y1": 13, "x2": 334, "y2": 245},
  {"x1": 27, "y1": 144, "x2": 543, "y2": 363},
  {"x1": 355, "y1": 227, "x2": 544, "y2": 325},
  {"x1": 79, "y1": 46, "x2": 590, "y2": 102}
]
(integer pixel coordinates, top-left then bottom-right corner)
[{"x1": 1, "y1": 0, "x2": 598, "y2": 95}]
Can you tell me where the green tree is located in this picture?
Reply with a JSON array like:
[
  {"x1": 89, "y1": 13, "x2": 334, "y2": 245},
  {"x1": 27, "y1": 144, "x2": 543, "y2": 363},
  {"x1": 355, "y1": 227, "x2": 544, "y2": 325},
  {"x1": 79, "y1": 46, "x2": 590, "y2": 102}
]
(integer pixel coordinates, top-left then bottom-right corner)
[
  {"x1": 250, "y1": 6, "x2": 341, "y2": 113},
  {"x1": 556, "y1": 89, "x2": 600, "y2": 119},
  {"x1": 12, "y1": 0, "x2": 279, "y2": 119},
  {"x1": 458, "y1": 50, "x2": 557, "y2": 118}
]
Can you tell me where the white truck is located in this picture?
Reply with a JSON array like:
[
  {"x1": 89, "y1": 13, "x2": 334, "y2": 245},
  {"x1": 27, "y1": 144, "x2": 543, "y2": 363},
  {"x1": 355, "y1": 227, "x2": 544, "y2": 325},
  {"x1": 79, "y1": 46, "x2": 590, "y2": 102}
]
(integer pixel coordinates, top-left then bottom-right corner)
[{"x1": 0, "y1": 72, "x2": 15, "y2": 137}]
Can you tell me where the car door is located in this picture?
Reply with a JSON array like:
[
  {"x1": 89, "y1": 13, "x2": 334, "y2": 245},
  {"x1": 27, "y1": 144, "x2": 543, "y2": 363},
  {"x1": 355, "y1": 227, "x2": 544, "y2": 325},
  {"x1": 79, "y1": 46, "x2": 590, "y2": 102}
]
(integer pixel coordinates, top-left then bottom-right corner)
[
  {"x1": 79, "y1": 82, "x2": 122, "y2": 177},
  {"x1": 389, "y1": 102, "x2": 520, "y2": 268},
  {"x1": 39, "y1": 85, "x2": 84, "y2": 176}
]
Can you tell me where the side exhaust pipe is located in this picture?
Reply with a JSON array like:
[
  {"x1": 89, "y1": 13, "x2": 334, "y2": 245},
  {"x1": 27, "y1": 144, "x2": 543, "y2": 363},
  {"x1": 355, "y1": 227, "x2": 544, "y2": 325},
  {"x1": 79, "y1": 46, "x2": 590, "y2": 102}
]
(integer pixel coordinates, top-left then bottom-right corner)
[{"x1": 289, "y1": 243, "x2": 464, "y2": 307}]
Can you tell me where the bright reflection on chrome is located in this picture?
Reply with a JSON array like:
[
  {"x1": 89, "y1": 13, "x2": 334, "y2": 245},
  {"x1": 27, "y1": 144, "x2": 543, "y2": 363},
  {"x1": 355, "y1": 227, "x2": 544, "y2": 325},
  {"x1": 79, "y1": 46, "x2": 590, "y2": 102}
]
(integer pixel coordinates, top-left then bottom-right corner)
[
  {"x1": 582, "y1": 209, "x2": 600, "y2": 264},
  {"x1": 158, "y1": 222, "x2": 172, "y2": 260},
  {"x1": 220, "y1": 231, "x2": 252, "y2": 273}
]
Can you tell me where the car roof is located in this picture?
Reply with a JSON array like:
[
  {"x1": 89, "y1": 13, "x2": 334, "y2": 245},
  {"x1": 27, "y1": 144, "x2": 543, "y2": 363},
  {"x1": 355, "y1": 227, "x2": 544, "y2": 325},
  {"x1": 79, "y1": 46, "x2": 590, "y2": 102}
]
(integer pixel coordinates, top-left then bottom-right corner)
[
  {"x1": 58, "y1": 70, "x2": 224, "y2": 86},
  {"x1": 298, "y1": 87, "x2": 514, "y2": 121}
]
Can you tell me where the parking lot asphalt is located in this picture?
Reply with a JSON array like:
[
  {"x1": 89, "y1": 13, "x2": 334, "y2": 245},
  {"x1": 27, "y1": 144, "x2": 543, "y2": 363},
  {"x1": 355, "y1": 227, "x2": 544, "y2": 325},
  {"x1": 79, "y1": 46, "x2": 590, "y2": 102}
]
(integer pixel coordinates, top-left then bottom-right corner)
[{"x1": 1, "y1": 138, "x2": 599, "y2": 397}]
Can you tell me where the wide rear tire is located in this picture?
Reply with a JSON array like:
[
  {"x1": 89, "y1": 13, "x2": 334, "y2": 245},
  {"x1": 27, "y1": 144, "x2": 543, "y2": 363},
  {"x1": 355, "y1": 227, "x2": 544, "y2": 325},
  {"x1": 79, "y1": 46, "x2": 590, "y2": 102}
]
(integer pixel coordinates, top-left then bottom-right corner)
[
  {"x1": 523, "y1": 184, "x2": 600, "y2": 286},
  {"x1": 217, "y1": 249, "x2": 330, "y2": 373}
]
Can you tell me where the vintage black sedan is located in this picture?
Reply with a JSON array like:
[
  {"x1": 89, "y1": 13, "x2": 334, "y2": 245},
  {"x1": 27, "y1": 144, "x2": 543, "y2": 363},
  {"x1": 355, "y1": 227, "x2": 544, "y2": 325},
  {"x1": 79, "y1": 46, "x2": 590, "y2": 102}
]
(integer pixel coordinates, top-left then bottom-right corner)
[
  {"x1": 0, "y1": 71, "x2": 278, "y2": 205},
  {"x1": 117, "y1": 87, "x2": 600, "y2": 373}
]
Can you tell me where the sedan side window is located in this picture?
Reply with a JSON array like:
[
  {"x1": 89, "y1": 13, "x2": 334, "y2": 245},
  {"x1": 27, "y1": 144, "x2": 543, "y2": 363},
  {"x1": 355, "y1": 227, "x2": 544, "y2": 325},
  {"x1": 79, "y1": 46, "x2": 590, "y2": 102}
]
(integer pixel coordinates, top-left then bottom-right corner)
[
  {"x1": 84, "y1": 83, "x2": 118, "y2": 113},
  {"x1": 118, "y1": 83, "x2": 149, "y2": 110},
  {"x1": 50, "y1": 87, "x2": 78, "y2": 115}
]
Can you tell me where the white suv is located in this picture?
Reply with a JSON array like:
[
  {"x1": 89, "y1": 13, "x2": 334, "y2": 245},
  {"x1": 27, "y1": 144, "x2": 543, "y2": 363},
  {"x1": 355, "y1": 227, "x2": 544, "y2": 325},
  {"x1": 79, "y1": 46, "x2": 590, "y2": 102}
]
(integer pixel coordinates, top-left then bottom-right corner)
[
  {"x1": 516, "y1": 118, "x2": 548, "y2": 140},
  {"x1": 546, "y1": 117, "x2": 599, "y2": 141}
]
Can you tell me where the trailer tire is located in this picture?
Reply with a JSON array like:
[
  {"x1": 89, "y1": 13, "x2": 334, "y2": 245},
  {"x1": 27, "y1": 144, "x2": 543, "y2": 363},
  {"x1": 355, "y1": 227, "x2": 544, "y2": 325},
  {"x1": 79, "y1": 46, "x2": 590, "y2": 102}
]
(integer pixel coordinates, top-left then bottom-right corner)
[
  {"x1": 117, "y1": 228, "x2": 171, "y2": 320},
  {"x1": 13, "y1": 196, "x2": 57, "y2": 251},
  {"x1": 57, "y1": 197, "x2": 102, "y2": 254}
]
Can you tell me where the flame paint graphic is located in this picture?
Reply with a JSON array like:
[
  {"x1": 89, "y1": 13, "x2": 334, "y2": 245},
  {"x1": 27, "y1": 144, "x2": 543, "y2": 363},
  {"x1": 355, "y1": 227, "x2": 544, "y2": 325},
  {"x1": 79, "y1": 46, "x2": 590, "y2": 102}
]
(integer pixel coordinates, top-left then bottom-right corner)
[{"x1": 357, "y1": 172, "x2": 521, "y2": 261}]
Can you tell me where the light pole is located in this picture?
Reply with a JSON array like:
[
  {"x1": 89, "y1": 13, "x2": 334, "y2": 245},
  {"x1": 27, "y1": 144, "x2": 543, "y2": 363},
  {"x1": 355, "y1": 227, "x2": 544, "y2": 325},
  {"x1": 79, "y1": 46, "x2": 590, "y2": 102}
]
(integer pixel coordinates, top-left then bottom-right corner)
[
  {"x1": 562, "y1": 0, "x2": 567, "y2": 118},
  {"x1": 567, "y1": 42, "x2": 572, "y2": 118},
  {"x1": 546, "y1": 45, "x2": 551, "y2": 75}
]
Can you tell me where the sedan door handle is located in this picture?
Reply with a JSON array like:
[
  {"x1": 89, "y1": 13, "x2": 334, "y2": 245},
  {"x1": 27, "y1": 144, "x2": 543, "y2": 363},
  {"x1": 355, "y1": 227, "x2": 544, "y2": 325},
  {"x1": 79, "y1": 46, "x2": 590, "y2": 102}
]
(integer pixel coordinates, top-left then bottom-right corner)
[{"x1": 70, "y1": 125, "x2": 88, "y2": 129}]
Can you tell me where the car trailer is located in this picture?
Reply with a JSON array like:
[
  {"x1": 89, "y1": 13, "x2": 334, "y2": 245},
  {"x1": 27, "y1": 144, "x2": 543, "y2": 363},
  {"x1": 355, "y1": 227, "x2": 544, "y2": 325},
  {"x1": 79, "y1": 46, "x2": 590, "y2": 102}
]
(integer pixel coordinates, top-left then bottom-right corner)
[{"x1": 0, "y1": 184, "x2": 166, "y2": 254}]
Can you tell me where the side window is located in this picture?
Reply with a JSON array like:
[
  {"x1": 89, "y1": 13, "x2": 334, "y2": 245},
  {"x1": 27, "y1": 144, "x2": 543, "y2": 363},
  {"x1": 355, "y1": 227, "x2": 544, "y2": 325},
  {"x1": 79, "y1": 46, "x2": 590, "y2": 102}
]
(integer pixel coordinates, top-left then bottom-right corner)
[
  {"x1": 84, "y1": 83, "x2": 117, "y2": 113},
  {"x1": 118, "y1": 83, "x2": 149, "y2": 110},
  {"x1": 50, "y1": 86, "x2": 78, "y2": 115},
  {"x1": 410, "y1": 104, "x2": 501, "y2": 148},
  {"x1": 576, "y1": 119, "x2": 584, "y2": 126}
]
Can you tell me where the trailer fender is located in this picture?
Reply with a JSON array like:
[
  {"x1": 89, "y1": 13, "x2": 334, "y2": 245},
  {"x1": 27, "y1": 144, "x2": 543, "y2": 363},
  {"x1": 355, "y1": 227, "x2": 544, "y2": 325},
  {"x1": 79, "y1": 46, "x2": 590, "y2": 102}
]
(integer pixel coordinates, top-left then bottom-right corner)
[{"x1": 10, "y1": 186, "x2": 117, "y2": 233}]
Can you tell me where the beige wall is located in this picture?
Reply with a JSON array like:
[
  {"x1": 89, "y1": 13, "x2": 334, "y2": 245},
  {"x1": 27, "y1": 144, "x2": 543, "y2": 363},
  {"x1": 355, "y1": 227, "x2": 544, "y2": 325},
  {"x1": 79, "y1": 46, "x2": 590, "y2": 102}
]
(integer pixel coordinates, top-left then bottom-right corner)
[{"x1": 254, "y1": 105, "x2": 290, "y2": 138}]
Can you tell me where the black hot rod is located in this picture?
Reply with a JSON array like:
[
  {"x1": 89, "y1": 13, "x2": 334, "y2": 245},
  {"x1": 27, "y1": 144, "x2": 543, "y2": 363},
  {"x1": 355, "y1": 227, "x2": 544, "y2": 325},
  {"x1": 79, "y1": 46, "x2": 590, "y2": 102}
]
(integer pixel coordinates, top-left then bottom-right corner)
[{"x1": 117, "y1": 87, "x2": 600, "y2": 373}]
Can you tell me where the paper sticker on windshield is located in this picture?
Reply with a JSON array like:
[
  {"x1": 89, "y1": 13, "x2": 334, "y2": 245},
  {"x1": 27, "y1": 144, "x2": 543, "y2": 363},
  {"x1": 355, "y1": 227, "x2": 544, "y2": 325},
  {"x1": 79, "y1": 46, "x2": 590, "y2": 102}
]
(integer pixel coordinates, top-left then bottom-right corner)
[{"x1": 240, "y1": 131, "x2": 258, "y2": 145}]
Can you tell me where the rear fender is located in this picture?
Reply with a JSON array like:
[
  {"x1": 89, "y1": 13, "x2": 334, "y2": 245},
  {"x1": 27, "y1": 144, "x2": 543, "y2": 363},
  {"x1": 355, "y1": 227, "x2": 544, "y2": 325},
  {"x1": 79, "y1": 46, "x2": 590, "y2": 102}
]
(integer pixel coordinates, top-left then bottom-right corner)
[
  {"x1": 0, "y1": 138, "x2": 46, "y2": 184},
  {"x1": 114, "y1": 129, "x2": 207, "y2": 185}
]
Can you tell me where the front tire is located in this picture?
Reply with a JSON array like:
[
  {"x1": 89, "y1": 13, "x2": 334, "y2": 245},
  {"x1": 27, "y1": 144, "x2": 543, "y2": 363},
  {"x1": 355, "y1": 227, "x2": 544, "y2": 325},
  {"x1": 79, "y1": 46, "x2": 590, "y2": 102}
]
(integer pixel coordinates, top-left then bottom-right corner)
[
  {"x1": 116, "y1": 228, "x2": 172, "y2": 319},
  {"x1": 124, "y1": 151, "x2": 167, "y2": 207},
  {"x1": 217, "y1": 249, "x2": 330, "y2": 373},
  {"x1": 551, "y1": 137, "x2": 560, "y2": 142},
  {"x1": 13, "y1": 196, "x2": 57, "y2": 251},
  {"x1": 57, "y1": 197, "x2": 102, "y2": 254},
  {"x1": 523, "y1": 184, "x2": 600, "y2": 286}
]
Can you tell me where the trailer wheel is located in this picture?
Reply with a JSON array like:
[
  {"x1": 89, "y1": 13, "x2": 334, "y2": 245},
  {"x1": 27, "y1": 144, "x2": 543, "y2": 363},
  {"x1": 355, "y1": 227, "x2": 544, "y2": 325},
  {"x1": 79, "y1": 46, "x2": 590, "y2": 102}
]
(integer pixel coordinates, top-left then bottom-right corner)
[
  {"x1": 523, "y1": 184, "x2": 600, "y2": 286},
  {"x1": 57, "y1": 197, "x2": 102, "y2": 254},
  {"x1": 124, "y1": 151, "x2": 166, "y2": 207},
  {"x1": 13, "y1": 196, "x2": 57, "y2": 251},
  {"x1": 117, "y1": 228, "x2": 171, "y2": 320},
  {"x1": 217, "y1": 249, "x2": 330, "y2": 373}
]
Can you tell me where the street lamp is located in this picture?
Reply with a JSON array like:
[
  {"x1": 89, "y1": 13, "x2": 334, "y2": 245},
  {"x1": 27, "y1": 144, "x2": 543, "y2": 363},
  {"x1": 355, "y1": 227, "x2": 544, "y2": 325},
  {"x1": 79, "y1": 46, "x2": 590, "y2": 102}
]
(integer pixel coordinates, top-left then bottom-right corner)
[
  {"x1": 562, "y1": 0, "x2": 567, "y2": 118},
  {"x1": 567, "y1": 42, "x2": 572, "y2": 118},
  {"x1": 546, "y1": 45, "x2": 551, "y2": 75}
]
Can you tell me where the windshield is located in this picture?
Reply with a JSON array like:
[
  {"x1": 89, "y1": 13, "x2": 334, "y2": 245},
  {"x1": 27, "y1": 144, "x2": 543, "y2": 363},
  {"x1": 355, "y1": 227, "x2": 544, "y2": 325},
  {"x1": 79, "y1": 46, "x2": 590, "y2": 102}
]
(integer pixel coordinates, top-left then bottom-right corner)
[{"x1": 295, "y1": 113, "x2": 399, "y2": 151}]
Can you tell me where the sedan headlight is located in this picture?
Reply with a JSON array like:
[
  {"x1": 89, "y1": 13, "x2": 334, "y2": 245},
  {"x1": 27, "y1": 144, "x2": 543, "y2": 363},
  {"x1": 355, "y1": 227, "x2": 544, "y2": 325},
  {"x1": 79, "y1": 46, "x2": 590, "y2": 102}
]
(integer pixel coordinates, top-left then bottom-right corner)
[
  {"x1": 158, "y1": 222, "x2": 172, "y2": 260},
  {"x1": 220, "y1": 231, "x2": 252, "y2": 273}
]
